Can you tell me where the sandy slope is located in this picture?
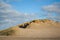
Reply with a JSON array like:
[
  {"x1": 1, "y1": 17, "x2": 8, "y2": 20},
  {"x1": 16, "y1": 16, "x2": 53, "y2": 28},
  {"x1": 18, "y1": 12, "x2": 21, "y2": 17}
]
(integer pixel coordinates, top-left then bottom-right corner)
[{"x1": 0, "y1": 19, "x2": 60, "y2": 38}]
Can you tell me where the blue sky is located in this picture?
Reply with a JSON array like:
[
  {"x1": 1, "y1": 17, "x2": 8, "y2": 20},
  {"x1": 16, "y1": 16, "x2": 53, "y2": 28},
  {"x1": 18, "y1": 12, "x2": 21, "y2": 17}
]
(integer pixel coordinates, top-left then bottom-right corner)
[
  {"x1": 7, "y1": 0, "x2": 60, "y2": 13},
  {"x1": 0, "y1": 0, "x2": 60, "y2": 30}
]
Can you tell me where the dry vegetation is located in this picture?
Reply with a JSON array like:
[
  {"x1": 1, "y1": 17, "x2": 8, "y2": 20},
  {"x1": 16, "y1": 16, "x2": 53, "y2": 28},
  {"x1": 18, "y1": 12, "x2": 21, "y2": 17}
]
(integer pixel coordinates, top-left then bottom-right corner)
[{"x1": 0, "y1": 27, "x2": 15, "y2": 36}]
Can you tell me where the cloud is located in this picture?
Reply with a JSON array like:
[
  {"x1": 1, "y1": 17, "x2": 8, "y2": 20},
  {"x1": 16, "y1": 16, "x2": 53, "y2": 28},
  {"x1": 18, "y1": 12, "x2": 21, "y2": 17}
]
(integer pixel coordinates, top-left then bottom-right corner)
[
  {"x1": 0, "y1": 4, "x2": 15, "y2": 27},
  {"x1": 0, "y1": 0, "x2": 21, "y2": 3},
  {"x1": 42, "y1": 2, "x2": 60, "y2": 21},
  {"x1": 42, "y1": 3, "x2": 60, "y2": 13},
  {"x1": 0, "y1": 1, "x2": 37, "y2": 30}
]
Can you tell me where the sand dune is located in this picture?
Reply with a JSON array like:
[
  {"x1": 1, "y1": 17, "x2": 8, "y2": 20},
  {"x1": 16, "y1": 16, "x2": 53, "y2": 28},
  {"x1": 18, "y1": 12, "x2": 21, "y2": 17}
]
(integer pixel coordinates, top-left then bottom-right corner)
[{"x1": 0, "y1": 19, "x2": 60, "y2": 38}]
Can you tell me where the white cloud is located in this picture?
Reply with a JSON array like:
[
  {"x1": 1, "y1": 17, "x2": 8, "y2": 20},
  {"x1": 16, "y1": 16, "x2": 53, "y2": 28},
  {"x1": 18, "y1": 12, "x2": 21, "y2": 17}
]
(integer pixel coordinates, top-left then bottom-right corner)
[
  {"x1": 43, "y1": 3, "x2": 60, "y2": 13},
  {"x1": 0, "y1": 1, "x2": 38, "y2": 30},
  {"x1": 0, "y1": 0, "x2": 22, "y2": 3},
  {"x1": 42, "y1": 3, "x2": 60, "y2": 21}
]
